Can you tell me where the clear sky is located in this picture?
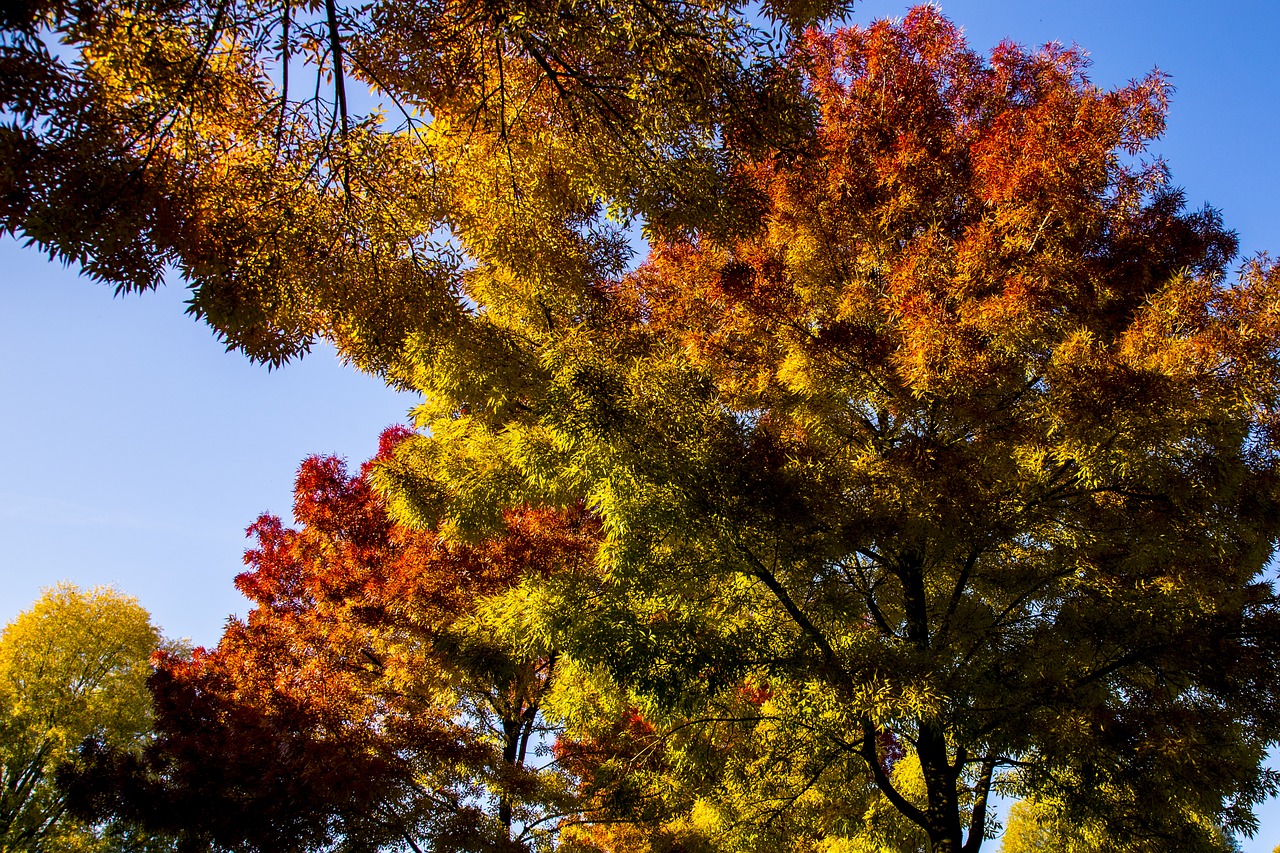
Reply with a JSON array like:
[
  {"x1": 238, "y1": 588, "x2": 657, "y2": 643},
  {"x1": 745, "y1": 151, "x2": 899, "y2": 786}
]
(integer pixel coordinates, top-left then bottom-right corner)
[{"x1": 2, "y1": 0, "x2": 1277, "y2": 847}]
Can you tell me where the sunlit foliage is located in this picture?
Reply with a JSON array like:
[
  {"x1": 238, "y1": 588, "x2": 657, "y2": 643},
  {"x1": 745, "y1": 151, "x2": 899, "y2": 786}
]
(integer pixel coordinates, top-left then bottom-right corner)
[
  {"x1": 999, "y1": 797, "x2": 1243, "y2": 853},
  {"x1": 376, "y1": 8, "x2": 1280, "y2": 852},
  {"x1": 0, "y1": 584, "x2": 176, "y2": 853},
  {"x1": 8, "y1": 3, "x2": 1280, "y2": 852},
  {"x1": 2, "y1": 0, "x2": 847, "y2": 365}
]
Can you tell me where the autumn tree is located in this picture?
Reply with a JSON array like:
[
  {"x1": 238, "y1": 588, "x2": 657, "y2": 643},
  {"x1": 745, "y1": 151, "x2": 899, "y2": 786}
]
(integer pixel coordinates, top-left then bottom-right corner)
[
  {"x1": 62, "y1": 428, "x2": 600, "y2": 853},
  {"x1": 369, "y1": 9, "x2": 1280, "y2": 853},
  {"x1": 0, "y1": 583, "x2": 177, "y2": 853}
]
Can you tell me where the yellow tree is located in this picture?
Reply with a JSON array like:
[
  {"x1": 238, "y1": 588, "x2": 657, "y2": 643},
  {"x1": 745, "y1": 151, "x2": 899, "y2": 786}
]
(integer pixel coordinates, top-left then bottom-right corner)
[{"x1": 0, "y1": 583, "x2": 175, "y2": 852}]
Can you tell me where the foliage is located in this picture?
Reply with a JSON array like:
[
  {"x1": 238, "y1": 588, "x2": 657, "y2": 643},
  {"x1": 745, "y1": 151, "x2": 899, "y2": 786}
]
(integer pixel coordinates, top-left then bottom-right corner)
[
  {"x1": 999, "y1": 797, "x2": 1243, "y2": 853},
  {"x1": 9, "y1": 3, "x2": 1280, "y2": 852},
  {"x1": 2, "y1": 0, "x2": 847, "y2": 366},
  {"x1": 62, "y1": 428, "x2": 600, "y2": 853},
  {"x1": 552, "y1": 683, "x2": 930, "y2": 853},
  {"x1": 0, "y1": 583, "x2": 176, "y2": 853},
  {"x1": 372, "y1": 8, "x2": 1280, "y2": 852}
]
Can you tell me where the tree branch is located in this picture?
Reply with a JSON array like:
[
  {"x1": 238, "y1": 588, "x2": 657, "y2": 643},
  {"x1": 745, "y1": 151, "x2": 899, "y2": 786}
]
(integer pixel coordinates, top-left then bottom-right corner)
[
  {"x1": 323, "y1": 0, "x2": 350, "y2": 198},
  {"x1": 859, "y1": 719, "x2": 929, "y2": 829},
  {"x1": 962, "y1": 756, "x2": 997, "y2": 853}
]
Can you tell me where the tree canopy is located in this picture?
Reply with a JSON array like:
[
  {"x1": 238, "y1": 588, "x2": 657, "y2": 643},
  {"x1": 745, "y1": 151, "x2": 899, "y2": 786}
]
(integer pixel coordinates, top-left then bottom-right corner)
[
  {"x1": 1, "y1": 0, "x2": 845, "y2": 364},
  {"x1": 998, "y1": 797, "x2": 1245, "y2": 853},
  {"x1": 0, "y1": 583, "x2": 176, "y2": 853},
  {"x1": 377, "y1": 9, "x2": 1280, "y2": 851},
  {"x1": 371, "y1": 9, "x2": 1280, "y2": 850},
  {"x1": 7, "y1": 3, "x2": 1280, "y2": 852}
]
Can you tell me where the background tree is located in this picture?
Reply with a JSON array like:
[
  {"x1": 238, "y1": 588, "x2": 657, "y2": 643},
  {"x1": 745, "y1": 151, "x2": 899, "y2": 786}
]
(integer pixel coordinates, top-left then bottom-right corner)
[
  {"x1": 0, "y1": 583, "x2": 176, "y2": 853},
  {"x1": 373, "y1": 8, "x2": 1280, "y2": 852},
  {"x1": 63, "y1": 428, "x2": 600, "y2": 853},
  {"x1": 998, "y1": 800, "x2": 1056, "y2": 853}
]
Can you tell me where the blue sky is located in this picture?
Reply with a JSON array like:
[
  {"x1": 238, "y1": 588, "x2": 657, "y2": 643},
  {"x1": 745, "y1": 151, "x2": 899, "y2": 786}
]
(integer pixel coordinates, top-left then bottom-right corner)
[{"x1": 2, "y1": 0, "x2": 1278, "y2": 846}]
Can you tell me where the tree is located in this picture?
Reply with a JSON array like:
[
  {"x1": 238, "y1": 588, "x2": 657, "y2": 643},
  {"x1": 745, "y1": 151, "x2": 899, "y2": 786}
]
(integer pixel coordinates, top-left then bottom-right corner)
[
  {"x1": 371, "y1": 8, "x2": 1280, "y2": 852},
  {"x1": 0, "y1": 583, "x2": 175, "y2": 852},
  {"x1": 63, "y1": 428, "x2": 601, "y2": 853}
]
